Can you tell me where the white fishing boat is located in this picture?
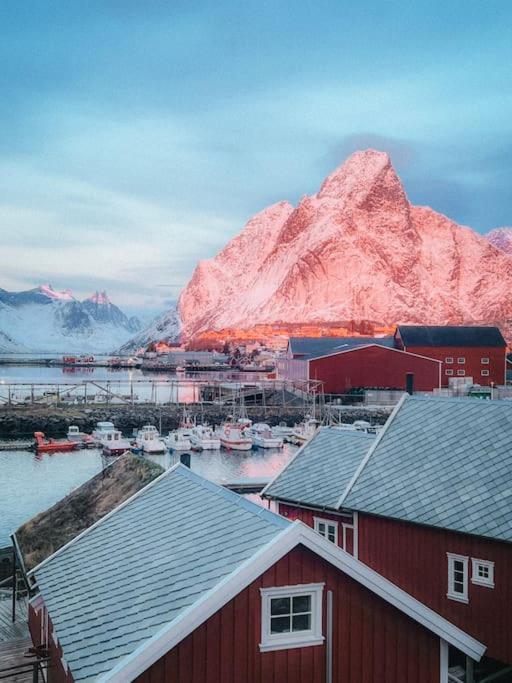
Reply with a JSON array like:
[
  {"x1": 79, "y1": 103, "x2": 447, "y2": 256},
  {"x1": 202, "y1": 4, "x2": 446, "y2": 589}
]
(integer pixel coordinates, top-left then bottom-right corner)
[
  {"x1": 189, "y1": 424, "x2": 221, "y2": 450},
  {"x1": 250, "y1": 423, "x2": 284, "y2": 449},
  {"x1": 353, "y1": 420, "x2": 372, "y2": 431},
  {"x1": 164, "y1": 429, "x2": 192, "y2": 451},
  {"x1": 67, "y1": 425, "x2": 88, "y2": 442},
  {"x1": 134, "y1": 425, "x2": 166, "y2": 454},
  {"x1": 92, "y1": 421, "x2": 116, "y2": 439},
  {"x1": 287, "y1": 415, "x2": 319, "y2": 445},
  {"x1": 219, "y1": 420, "x2": 253, "y2": 451},
  {"x1": 101, "y1": 429, "x2": 132, "y2": 456},
  {"x1": 271, "y1": 421, "x2": 294, "y2": 438}
]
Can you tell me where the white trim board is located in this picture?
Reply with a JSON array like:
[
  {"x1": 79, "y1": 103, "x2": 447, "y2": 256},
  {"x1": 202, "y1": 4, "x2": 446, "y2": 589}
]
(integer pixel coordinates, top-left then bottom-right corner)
[{"x1": 96, "y1": 521, "x2": 485, "y2": 682}]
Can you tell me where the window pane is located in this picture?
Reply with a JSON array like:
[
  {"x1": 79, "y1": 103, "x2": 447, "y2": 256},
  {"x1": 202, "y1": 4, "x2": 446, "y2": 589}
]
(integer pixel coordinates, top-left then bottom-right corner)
[
  {"x1": 270, "y1": 616, "x2": 291, "y2": 633},
  {"x1": 318, "y1": 523, "x2": 326, "y2": 534},
  {"x1": 328, "y1": 530, "x2": 336, "y2": 543},
  {"x1": 270, "y1": 597, "x2": 290, "y2": 615},
  {"x1": 292, "y1": 614, "x2": 311, "y2": 631},
  {"x1": 292, "y1": 595, "x2": 311, "y2": 613}
]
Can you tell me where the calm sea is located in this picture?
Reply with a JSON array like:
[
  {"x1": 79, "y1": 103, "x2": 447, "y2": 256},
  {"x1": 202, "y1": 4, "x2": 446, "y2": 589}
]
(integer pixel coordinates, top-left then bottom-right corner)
[{"x1": 0, "y1": 444, "x2": 296, "y2": 546}]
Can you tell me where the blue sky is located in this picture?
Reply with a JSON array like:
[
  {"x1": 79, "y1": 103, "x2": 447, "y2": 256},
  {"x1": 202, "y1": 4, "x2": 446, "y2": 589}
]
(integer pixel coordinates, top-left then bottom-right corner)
[{"x1": 1, "y1": 1, "x2": 511, "y2": 312}]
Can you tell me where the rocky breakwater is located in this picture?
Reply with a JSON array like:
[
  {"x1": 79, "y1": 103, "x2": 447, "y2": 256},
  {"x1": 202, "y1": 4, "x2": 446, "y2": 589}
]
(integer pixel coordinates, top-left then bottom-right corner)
[{"x1": 0, "y1": 404, "x2": 391, "y2": 438}]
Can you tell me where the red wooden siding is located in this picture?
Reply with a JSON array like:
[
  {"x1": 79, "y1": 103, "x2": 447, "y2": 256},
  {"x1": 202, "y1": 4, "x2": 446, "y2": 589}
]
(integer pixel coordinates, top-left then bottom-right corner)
[
  {"x1": 308, "y1": 345, "x2": 440, "y2": 394},
  {"x1": 400, "y1": 345, "x2": 506, "y2": 387},
  {"x1": 277, "y1": 502, "x2": 355, "y2": 555},
  {"x1": 29, "y1": 600, "x2": 74, "y2": 683},
  {"x1": 358, "y1": 513, "x2": 512, "y2": 664},
  {"x1": 135, "y1": 545, "x2": 441, "y2": 683}
]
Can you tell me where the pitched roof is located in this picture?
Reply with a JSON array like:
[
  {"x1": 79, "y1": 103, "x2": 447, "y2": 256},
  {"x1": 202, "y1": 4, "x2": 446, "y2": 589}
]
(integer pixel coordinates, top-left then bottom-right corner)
[
  {"x1": 343, "y1": 395, "x2": 512, "y2": 542},
  {"x1": 32, "y1": 465, "x2": 289, "y2": 682},
  {"x1": 262, "y1": 427, "x2": 375, "y2": 509},
  {"x1": 31, "y1": 464, "x2": 485, "y2": 681},
  {"x1": 288, "y1": 336, "x2": 395, "y2": 360},
  {"x1": 396, "y1": 325, "x2": 506, "y2": 348}
]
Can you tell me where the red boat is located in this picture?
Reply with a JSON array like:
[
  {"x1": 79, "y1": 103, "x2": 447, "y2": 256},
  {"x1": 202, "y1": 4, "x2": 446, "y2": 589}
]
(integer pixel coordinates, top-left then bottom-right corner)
[{"x1": 34, "y1": 432, "x2": 79, "y2": 454}]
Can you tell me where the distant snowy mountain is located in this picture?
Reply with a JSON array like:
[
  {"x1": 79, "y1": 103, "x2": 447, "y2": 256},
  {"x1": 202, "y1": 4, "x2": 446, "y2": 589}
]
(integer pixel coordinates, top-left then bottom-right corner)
[
  {"x1": 0, "y1": 285, "x2": 141, "y2": 353},
  {"x1": 119, "y1": 305, "x2": 180, "y2": 352},
  {"x1": 487, "y1": 227, "x2": 512, "y2": 255}
]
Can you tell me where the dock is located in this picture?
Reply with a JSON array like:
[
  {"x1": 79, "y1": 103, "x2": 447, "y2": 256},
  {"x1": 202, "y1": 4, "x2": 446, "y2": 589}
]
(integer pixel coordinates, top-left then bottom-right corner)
[
  {"x1": 0, "y1": 441, "x2": 33, "y2": 452},
  {"x1": 0, "y1": 597, "x2": 47, "y2": 682},
  {"x1": 222, "y1": 477, "x2": 271, "y2": 493}
]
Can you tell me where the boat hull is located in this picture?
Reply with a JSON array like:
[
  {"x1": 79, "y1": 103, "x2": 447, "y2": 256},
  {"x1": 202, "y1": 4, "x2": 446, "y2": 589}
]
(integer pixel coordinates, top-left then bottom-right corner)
[{"x1": 220, "y1": 438, "x2": 253, "y2": 451}]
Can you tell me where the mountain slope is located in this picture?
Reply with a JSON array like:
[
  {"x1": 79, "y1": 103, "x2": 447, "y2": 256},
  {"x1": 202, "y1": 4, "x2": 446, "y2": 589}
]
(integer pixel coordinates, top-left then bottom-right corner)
[
  {"x1": 178, "y1": 150, "x2": 512, "y2": 339},
  {"x1": 487, "y1": 227, "x2": 512, "y2": 255},
  {"x1": 0, "y1": 285, "x2": 141, "y2": 353}
]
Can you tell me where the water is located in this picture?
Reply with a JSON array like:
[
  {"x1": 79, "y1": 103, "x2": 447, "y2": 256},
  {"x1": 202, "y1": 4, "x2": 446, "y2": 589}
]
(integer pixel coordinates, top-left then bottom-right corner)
[{"x1": 0, "y1": 444, "x2": 296, "y2": 546}]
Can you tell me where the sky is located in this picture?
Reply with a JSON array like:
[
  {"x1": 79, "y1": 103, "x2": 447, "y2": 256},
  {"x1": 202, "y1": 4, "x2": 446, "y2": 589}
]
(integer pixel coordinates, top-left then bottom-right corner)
[{"x1": 0, "y1": 1, "x2": 511, "y2": 314}]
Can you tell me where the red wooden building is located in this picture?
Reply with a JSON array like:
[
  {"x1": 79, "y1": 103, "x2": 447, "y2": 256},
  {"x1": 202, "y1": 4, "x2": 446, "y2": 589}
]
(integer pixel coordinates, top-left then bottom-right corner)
[
  {"x1": 264, "y1": 395, "x2": 512, "y2": 681},
  {"x1": 278, "y1": 337, "x2": 441, "y2": 394},
  {"x1": 394, "y1": 325, "x2": 507, "y2": 388},
  {"x1": 27, "y1": 464, "x2": 484, "y2": 683}
]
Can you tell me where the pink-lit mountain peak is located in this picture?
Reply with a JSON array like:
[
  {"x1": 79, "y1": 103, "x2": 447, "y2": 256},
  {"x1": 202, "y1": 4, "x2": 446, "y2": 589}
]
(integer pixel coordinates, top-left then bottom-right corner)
[
  {"x1": 487, "y1": 227, "x2": 512, "y2": 255},
  {"x1": 178, "y1": 149, "x2": 512, "y2": 339},
  {"x1": 38, "y1": 284, "x2": 74, "y2": 301},
  {"x1": 85, "y1": 291, "x2": 111, "y2": 305}
]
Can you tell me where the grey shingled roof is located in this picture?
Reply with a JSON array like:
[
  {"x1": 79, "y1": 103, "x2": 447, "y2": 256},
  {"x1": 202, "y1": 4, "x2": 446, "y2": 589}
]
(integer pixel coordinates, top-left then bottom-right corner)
[
  {"x1": 263, "y1": 427, "x2": 375, "y2": 509},
  {"x1": 397, "y1": 325, "x2": 506, "y2": 347},
  {"x1": 289, "y1": 336, "x2": 395, "y2": 360},
  {"x1": 344, "y1": 395, "x2": 512, "y2": 542},
  {"x1": 33, "y1": 465, "x2": 289, "y2": 682}
]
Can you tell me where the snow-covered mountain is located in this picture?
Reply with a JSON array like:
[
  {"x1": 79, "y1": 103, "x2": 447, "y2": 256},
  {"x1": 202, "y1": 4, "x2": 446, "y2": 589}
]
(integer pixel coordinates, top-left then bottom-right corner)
[
  {"x1": 0, "y1": 285, "x2": 141, "y2": 353},
  {"x1": 487, "y1": 227, "x2": 512, "y2": 255},
  {"x1": 119, "y1": 305, "x2": 180, "y2": 352},
  {"x1": 177, "y1": 149, "x2": 512, "y2": 340}
]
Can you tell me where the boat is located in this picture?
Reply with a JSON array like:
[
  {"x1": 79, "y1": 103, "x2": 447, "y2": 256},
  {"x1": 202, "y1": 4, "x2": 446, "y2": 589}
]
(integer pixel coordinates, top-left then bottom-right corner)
[
  {"x1": 164, "y1": 430, "x2": 192, "y2": 451},
  {"x1": 270, "y1": 421, "x2": 294, "y2": 438},
  {"x1": 92, "y1": 421, "x2": 116, "y2": 439},
  {"x1": 134, "y1": 425, "x2": 166, "y2": 454},
  {"x1": 287, "y1": 415, "x2": 319, "y2": 445},
  {"x1": 101, "y1": 429, "x2": 132, "y2": 456},
  {"x1": 250, "y1": 423, "x2": 284, "y2": 449},
  {"x1": 67, "y1": 425, "x2": 98, "y2": 448},
  {"x1": 353, "y1": 420, "x2": 372, "y2": 431},
  {"x1": 34, "y1": 431, "x2": 78, "y2": 454},
  {"x1": 219, "y1": 420, "x2": 253, "y2": 451},
  {"x1": 189, "y1": 424, "x2": 221, "y2": 450}
]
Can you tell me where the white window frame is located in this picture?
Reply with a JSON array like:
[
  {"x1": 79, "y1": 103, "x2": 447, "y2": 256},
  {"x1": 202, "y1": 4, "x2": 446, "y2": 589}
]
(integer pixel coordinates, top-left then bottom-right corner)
[
  {"x1": 447, "y1": 553, "x2": 469, "y2": 603},
  {"x1": 260, "y1": 583, "x2": 324, "y2": 652},
  {"x1": 471, "y1": 558, "x2": 494, "y2": 588},
  {"x1": 313, "y1": 517, "x2": 338, "y2": 545},
  {"x1": 481, "y1": 357, "x2": 489, "y2": 364},
  {"x1": 457, "y1": 369, "x2": 465, "y2": 376},
  {"x1": 445, "y1": 369, "x2": 454, "y2": 376},
  {"x1": 445, "y1": 357, "x2": 454, "y2": 364},
  {"x1": 481, "y1": 369, "x2": 490, "y2": 377},
  {"x1": 457, "y1": 357, "x2": 465, "y2": 364}
]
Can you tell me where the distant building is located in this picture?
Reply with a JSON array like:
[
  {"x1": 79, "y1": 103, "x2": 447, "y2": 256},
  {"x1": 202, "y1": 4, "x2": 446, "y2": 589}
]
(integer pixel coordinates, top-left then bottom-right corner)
[
  {"x1": 394, "y1": 325, "x2": 507, "y2": 388},
  {"x1": 28, "y1": 465, "x2": 483, "y2": 682},
  {"x1": 264, "y1": 395, "x2": 512, "y2": 678}
]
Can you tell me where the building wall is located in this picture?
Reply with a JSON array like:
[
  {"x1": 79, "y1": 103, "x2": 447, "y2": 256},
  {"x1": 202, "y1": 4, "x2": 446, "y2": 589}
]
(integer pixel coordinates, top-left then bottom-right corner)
[
  {"x1": 135, "y1": 545, "x2": 441, "y2": 683},
  {"x1": 29, "y1": 600, "x2": 74, "y2": 683},
  {"x1": 277, "y1": 501, "x2": 356, "y2": 555},
  {"x1": 399, "y1": 345, "x2": 506, "y2": 388},
  {"x1": 357, "y1": 513, "x2": 512, "y2": 664},
  {"x1": 308, "y1": 345, "x2": 440, "y2": 394},
  {"x1": 276, "y1": 357, "x2": 309, "y2": 382}
]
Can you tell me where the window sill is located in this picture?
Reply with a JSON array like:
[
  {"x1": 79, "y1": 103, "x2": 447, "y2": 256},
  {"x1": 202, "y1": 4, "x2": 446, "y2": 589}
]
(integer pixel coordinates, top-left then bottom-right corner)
[
  {"x1": 259, "y1": 635, "x2": 325, "y2": 652},
  {"x1": 471, "y1": 578, "x2": 494, "y2": 589},
  {"x1": 446, "y1": 593, "x2": 468, "y2": 604}
]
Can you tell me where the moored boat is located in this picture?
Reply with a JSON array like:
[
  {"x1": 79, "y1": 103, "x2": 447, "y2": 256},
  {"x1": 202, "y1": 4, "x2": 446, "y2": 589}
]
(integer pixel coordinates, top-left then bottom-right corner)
[
  {"x1": 34, "y1": 431, "x2": 78, "y2": 454},
  {"x1": 250, "y1": 423, "x2": 284, "y2": 449},
  {"x1": 101, "y1": 429, "x2": 132, "y2": 456},
  {"x1": 287, "y1": 415, "x2": 319, "y2": 445},
  {"x1": 219, "y1": 420, "x2": 253, "y2": 451},
  {"x1": 189, "y1": 424, "x2": 221, "y2": 450},
  {"x1": 271, "y1": 421, "x2": 294, "y2": 438},
  {"x1": 164, "y1": 430, "x2": 192, "y2": 451},
  {"x1": 134, "y1": 425, "x2": 166, "y2": 454}
]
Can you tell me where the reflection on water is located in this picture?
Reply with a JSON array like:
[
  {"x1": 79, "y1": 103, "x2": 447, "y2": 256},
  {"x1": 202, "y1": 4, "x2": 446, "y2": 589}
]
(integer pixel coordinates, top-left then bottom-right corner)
[{"x1": 0, "y1": 443, "x2": 296, "y2": 546}]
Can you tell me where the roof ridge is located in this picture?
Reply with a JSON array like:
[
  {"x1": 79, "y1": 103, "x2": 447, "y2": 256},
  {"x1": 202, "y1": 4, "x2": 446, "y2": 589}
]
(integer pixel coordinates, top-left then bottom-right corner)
[{"x1": 335, "y1": 393, "x2": 409, "y2": 508}]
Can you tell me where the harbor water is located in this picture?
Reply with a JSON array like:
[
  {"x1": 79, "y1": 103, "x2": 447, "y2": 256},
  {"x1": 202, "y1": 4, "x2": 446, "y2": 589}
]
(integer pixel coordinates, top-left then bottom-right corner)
[{"x1": 0, "y1": 443, "x2": 297, "y2": 546}]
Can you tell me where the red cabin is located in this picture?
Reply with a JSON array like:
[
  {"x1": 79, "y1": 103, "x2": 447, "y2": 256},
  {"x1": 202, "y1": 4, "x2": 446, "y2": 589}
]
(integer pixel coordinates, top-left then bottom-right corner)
[{"x1": 27, "y1": 465, "x2": 483, "y2": 683}]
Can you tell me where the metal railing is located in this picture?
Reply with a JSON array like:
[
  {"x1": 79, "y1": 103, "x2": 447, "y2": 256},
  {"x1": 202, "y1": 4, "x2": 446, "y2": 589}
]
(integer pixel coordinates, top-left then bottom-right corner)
[{"x1": 0, "y1": 656, "x2": 49, "y2": 681}]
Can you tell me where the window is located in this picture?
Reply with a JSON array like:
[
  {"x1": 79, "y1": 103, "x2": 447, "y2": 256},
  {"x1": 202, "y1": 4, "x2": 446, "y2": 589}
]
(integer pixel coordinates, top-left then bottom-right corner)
[
  {"x1": 314, "y1": 517, "x2": 338, "y2": 544},
  {"x1": 445, "y1": 357, "x2": 454, "y2": 364},
  {"x1": 481, "y1": 357, "x2": 489, "y2": 364},
  {"x1": 457, "y1": 357, "x2": 465, "y2": 364},
  {"x1": 447, "y1": 553, "x2": 468, "y2": 602},
  {"x1": 471, "y1": 559, "x2": 494, "y2": 588},
  {"x1": 260, "y1": 583, "x2": 324, "y2": 651},
  {"x1": 445, "y1": 369, "x2": 454, "y2": 376},
  {"x1": 481, "y1": 369, "x2": 490, "y2": 377},
  {"x1": 457, "y1": 370, "x2": 465, "y2": 376}
]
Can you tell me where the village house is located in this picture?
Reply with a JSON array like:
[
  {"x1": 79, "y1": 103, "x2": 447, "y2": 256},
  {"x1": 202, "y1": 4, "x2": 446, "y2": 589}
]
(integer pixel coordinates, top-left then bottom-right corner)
[
  {"x1": 263, "y1": 395, "x2": 512, "y2": 681},
  {"x1": 27, "y1": 463, "x2": 484, "y2": 683},
  {"x1": 277, "y1": 325, "x2": 506, "y2": 395}
]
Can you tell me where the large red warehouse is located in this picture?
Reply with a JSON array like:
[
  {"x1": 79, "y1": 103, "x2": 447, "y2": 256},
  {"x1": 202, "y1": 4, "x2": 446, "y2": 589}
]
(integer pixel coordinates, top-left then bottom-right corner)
[{"x1": 278, "y1": 337, "x2": 441, "y2": 394}]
